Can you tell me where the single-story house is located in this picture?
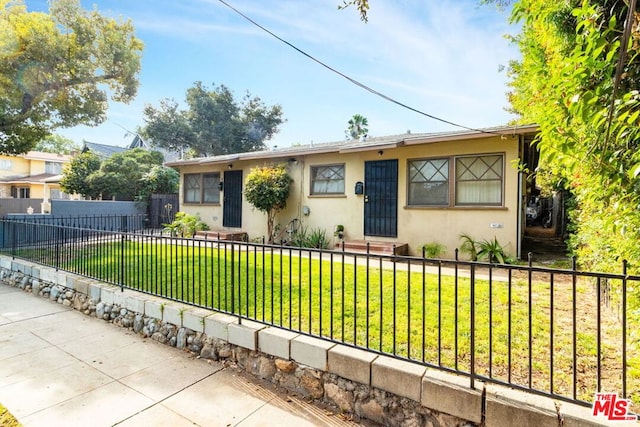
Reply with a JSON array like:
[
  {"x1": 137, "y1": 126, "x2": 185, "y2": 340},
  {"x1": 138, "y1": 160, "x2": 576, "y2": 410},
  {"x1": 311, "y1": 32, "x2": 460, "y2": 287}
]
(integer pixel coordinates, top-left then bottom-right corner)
[{"x1": 165, "y1": 124, "x2": 539, "y2": 258}]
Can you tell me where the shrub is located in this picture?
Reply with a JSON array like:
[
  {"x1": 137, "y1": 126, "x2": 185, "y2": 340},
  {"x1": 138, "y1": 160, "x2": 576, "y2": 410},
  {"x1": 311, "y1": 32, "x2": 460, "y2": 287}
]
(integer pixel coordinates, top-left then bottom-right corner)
[
  {"x1": 163, "y1": 212, "x2": 209, "y2": 237},
  {"x1": 418, "y1": 242, "x2": 446, "y2": 258},
  {"x1": 244, "y1": 165, "x2": 292, "y2": 243},
  {"x1": 459, "y1": 233, "x2": 478, "y2": 261},
  {"x1": 477, "y1": 237, "x2": 509, "y2": 264},
  {"x1": 290, "y1": 226, "x2": 330, "y2": 249},
  {"x1": 306, "y1": 227, "x2": 331, "y2": 249}
]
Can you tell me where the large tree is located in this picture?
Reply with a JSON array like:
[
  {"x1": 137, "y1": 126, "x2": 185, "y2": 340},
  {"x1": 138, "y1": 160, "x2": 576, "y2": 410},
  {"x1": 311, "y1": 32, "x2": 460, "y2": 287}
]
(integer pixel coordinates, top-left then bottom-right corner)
[
  {"x1": 506, "y1": 0, "x2": 640, "y2": 273},
  {"x1": 60, "y1": 151, "x2": 101, "y2": 198},
  {"x1": 61, "y1": 148, "x2": 174, "y2": 201},
  {"x1": 33, "y1": 134, "x2": 79, "y2": 154},
  {"x1": 141, "y1": 82, "x2": 284, "y2": 157},
  {"x1": 87, "y1": 148, "x2": 164, "y2": 200},
  {"x1": 0, "y1": 0, "x2": 143, "y2": 155}
]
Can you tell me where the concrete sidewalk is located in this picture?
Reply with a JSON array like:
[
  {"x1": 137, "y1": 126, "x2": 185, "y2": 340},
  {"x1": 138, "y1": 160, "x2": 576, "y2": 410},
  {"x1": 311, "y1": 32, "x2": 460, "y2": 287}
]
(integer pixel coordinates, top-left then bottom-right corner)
[{"x1": 0, "y1": 283, "x2": 360, "y2": 427}]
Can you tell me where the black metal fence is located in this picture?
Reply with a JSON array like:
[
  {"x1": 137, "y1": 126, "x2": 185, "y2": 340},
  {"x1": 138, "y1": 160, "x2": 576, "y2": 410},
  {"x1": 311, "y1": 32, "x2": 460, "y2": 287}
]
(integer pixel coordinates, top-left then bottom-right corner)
[
  {"x1": 1, "y1": 219, "x2": 638, "y2": 410},
  {"x1": 0, "y1": 214, "x2": 149, "y2": 249}
]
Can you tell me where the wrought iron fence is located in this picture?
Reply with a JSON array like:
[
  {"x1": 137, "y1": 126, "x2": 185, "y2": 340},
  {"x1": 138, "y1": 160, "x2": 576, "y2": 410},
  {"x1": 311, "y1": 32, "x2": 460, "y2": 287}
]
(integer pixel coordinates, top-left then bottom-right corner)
[
  {"x1": 1, "y1": 219, "x2": 638, "y2": 409},
  {"x1": 3, "y1": 214, "x2": 148, "y2": 233}
]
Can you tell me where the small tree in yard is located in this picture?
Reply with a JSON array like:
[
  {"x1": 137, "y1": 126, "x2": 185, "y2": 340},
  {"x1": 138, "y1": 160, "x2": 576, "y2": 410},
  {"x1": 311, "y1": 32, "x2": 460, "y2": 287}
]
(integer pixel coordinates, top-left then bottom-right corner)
[{"x1": 244, "y1": 165, "x2": 292, "y2": 243}]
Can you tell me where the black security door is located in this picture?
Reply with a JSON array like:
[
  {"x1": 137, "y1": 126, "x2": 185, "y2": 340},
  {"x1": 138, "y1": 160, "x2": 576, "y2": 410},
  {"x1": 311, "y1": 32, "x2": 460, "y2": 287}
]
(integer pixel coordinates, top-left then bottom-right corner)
[
  {"x1": 364, "y1": 159, "x2": 398, "y2": 237},
  {"x1": 223, "y1": 170, "x2": 243, "y2": 228}
]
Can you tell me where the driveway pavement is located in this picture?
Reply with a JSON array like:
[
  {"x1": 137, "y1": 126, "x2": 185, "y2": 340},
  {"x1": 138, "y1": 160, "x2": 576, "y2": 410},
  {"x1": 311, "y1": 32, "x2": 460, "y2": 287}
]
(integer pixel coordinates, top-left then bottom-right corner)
[{"x1": 0, "y1": 283, "x2": 359, "y2": 427}]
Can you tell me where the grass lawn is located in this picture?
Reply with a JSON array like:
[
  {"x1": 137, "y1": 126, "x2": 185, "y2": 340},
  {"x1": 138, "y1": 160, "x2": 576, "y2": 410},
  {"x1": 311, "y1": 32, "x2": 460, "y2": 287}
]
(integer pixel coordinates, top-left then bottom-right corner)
[
  {"x1": 0, "y1": 404, "x2": 20, "y2": 427},
  {"x1": 12, "y1": 239, "x2": 639, "y2": 406}
]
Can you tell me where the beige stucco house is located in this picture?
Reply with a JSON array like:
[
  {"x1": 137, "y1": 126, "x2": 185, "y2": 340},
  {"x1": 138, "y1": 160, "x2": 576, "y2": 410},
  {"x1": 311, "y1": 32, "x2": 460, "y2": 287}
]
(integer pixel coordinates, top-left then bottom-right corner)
[
  {"x1": 166, "y1": 124, "x2": 539, "y2": 258},
  {"x1": 0, "y1": 151, "x2": 75, "y2": 212}
]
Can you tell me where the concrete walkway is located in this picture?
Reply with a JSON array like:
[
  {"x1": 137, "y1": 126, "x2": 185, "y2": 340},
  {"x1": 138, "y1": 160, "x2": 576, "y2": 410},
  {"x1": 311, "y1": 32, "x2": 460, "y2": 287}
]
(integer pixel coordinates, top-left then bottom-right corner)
[{"x1": 0, "y1": 283, "x2": 361, "y2": 427}]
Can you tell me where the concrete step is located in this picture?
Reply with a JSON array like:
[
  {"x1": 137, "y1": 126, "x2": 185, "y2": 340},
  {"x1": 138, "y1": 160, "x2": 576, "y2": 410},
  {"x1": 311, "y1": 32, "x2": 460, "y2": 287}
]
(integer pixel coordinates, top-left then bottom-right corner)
[
  {"x1": 194, "y1": 230, "x2": 248, "y2": 242},
  {"x1": 336, "y1": 240, "x2": 409, "y2": 256}
]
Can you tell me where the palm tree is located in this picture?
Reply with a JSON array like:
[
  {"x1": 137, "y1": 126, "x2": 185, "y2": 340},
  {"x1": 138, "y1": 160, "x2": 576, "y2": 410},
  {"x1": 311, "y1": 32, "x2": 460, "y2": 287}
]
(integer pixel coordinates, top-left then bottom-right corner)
[{"x1": 346, "y1": 114, "x2": 369, "y2": 140}]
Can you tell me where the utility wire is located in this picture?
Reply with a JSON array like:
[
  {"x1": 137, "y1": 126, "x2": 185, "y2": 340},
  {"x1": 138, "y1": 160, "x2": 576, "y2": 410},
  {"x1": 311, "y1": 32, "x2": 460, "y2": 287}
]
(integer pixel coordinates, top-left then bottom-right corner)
[{"x1": 216, "y1": 0, "x2": 503, "y2": 135}]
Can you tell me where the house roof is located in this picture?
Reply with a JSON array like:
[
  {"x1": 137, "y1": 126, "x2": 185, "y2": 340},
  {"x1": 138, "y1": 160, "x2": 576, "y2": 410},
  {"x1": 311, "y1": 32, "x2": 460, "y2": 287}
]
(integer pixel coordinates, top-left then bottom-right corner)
[
  {"x1": 22, "y1": 151, "x2": 72, "y2": 162},
  {"x1": 82, "y1": 141, "x2": 128, "y2": 159},
  {"x1": 165, "y1": 124, "x2": 539, "y2": 168},
  {"x1": 0, "y1": 173, "x2": 61, "y2": 184},
  {"x1": 82, "y1": 137, "x2": 180, "y2": 162}
]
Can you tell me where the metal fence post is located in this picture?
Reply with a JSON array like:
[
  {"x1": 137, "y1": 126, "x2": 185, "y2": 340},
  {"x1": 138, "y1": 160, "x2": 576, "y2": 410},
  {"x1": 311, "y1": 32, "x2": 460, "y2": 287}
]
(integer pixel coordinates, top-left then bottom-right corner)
[
  {"x1": 470, "y1": 262, "x2": 476, "y2": 390},
  {"x1": 230, "y1": 241, "x2": 235, "y2": 316},
  {"x1": 119, "y1": 233, "x2": 125, "y2": 292}
]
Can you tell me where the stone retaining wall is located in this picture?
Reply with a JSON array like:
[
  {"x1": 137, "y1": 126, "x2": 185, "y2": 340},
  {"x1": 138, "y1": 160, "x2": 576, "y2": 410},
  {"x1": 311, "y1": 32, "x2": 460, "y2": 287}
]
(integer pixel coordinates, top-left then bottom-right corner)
[{"x1": 0, "y1": 256, "x2": 604, "y2": 427}]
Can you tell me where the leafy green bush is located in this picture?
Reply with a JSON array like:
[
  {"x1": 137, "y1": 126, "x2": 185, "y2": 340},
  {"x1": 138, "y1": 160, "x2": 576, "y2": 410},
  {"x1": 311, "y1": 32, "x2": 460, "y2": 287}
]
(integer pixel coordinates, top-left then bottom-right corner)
[
  {"x1": 163, "y1": 212, "x2": 209, "y2": 237},
  {"x1": 418, "y1": 242, "x2": 446, "y2": 258},
  {"x1": 244, "y1": 165, "x2": 292, "y2": 243},
  {"x1": 290, "y1": 226, "x2": 330, "y2": 249}
]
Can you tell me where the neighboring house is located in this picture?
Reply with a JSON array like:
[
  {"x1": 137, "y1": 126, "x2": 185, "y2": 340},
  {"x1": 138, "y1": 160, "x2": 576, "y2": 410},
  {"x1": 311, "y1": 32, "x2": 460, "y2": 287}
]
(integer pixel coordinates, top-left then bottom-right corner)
[
  {"x1": 82, "y1": 136, "x2": 180, "y2": 162},
  {"x1": 0, "y1": 151, "x2": 74, "y2": 213},
  {"x1": 166, "y1": 124, "x2": 539, "y2": 258},
  {"x1": 81, "y1": 140, "x2": 130, "y2": 160}
]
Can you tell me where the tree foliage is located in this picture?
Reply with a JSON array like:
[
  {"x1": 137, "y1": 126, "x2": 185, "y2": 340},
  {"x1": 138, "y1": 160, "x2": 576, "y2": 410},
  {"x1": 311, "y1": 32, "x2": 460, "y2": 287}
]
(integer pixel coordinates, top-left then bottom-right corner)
[
  {"x1": 338, "y1": 0, "x2": 370, "y2": 22},
  {"x1": 244, "y1": 164, "x2": 292, "y2": 243},
  {"x1": 141, "y1": 82, "x2": 284, "y2": 157},
  {"x1": 0, "y1": 0, "x2": 143, "y2": 155},
  {"x1": 346, "y1": 113, "x2": 369, "y2": 140},
  {"x1": 138, "y1": 165, "x2": 180, "y2": 201},
  {"x1": 507, "y1": 0, "x2": 640, "y2": 273},
  {"x1": 33, "y1": 134, "x2": 79, "y2": 154},
  {"x1": 61, "y1": 148, "x2": 175, "y2": 201},
  {"x1": 60, "y1": 151, "x2": 101, "y2": 198}
]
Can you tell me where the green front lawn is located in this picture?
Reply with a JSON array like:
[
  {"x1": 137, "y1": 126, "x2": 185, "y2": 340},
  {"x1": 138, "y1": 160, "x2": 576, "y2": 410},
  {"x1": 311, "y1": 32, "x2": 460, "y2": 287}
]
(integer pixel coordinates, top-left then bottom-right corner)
[{"x1": 11, "y1": 240, "x2": 638, "y2": 404}]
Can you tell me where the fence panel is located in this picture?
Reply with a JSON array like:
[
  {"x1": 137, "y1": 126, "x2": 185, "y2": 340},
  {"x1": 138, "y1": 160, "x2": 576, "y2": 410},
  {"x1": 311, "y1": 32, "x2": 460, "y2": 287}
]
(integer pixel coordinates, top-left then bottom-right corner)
[{"x1": 1, "y1": 219, "x2": 637, "y2": 410}]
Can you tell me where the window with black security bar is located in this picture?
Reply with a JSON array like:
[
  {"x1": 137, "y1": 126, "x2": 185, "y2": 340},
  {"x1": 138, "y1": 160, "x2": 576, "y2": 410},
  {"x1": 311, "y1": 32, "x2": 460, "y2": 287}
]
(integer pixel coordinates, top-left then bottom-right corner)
[
  {"x1": 408, "y1": 158, "x2": 449, "y2": 206},
  {"x1": 183, "y1": 173, "x2": 220, "y2": 204},
  {"x1": 310, "y1": 164, "x2": 345, "y2": 195}
]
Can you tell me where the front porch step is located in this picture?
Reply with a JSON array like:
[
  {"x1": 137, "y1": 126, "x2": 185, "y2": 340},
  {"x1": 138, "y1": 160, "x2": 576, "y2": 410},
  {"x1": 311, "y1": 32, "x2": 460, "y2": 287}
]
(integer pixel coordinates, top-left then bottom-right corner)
[
  {"x1": 194, "y1": 230, "x2": 248, "y2": 242},
  {"x1": 336, "y1": 240, "x2": 409, "y2": 256}
]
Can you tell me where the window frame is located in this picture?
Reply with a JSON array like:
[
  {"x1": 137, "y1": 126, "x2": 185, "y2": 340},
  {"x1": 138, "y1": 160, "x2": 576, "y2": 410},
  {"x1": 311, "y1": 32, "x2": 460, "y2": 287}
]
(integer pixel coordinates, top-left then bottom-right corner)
[
  {"x1": 310, "y1": 163, "x2": 346, "y2": 196},
  {"x1": 11, "y1": 186, "x2": 30, "y2": 199},
  {"x1": 407, "y1": 157, "x2": 450, "y2": 207},
  {"x1": 45, "y1": 161, "x2": 63, "y2": 174},
  {"x1": 183, "y1": 172, "x2": 221, "y2": 204},
  {"x1": 454, "y1": 153, "x2": 504, "y2": 207},
  {"x1": 406, "y1": 153, "x2": 505, "y2": 208}
]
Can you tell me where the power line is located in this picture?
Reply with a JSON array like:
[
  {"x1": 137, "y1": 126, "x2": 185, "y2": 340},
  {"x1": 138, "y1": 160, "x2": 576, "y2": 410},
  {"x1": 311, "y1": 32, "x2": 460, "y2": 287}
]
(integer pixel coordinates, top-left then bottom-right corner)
[{"x1": 216, "y1": 0, "x2": 502, "y2": 136}]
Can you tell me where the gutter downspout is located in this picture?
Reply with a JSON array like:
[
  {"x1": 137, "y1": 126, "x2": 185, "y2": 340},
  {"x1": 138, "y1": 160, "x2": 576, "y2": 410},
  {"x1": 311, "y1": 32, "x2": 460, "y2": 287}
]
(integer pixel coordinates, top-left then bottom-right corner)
[{"x1": 516, "y1": 134, "x2": 524, "y2": 259}]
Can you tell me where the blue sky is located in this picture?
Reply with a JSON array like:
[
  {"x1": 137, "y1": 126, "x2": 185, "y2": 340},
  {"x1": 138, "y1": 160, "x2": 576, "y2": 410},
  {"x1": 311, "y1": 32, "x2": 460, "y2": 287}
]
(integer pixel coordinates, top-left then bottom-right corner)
[{"x1": 26, "y1": 0, "x2": 520, "y2": 149}]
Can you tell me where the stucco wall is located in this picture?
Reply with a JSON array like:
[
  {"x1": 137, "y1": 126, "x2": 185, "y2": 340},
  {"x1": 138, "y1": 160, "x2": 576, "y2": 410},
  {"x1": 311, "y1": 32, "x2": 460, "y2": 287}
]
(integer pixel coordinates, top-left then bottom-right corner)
[
  {"x1": 177, "y1": 134, "x2": 522, "y2": 258},
  {"x1": 0, "y1": 156, "x2": 29, "y2": 178}
]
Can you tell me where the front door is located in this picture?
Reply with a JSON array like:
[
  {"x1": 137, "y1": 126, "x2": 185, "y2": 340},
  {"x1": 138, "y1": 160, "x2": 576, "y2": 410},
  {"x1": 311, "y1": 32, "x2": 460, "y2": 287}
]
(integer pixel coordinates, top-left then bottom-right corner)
[
  {"x1": 364, "y1": 159, "x2": 398, "y2": 237},
  {"x1": 223, "y1": 170, "x2": 243, "y2": 228}
]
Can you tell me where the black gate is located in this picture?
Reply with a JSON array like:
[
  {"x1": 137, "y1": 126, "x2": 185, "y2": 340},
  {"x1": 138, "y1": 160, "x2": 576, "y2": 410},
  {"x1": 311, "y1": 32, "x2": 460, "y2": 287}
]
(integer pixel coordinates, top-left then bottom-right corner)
[
  {"x1": 364, "y1": 159, "x2": 398, "y2": 237},
  {"x1": 148, "y1": 194, "x2": 179, "y2": 228},
  {"x1": 223, "y1": 170, "x2": 243, "y2": 228}
]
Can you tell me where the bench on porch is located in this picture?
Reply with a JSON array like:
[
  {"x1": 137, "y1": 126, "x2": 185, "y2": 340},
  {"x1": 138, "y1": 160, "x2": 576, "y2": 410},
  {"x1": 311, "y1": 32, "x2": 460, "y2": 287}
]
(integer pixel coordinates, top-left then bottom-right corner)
[{"x1": 194, "y1": 230, "x2": 248, "y2": 242}]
